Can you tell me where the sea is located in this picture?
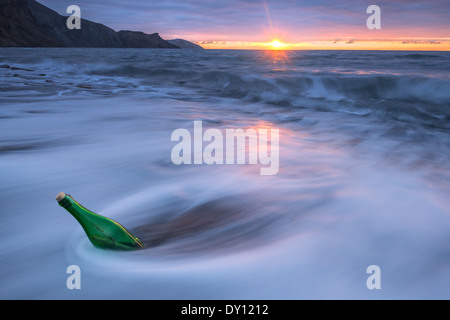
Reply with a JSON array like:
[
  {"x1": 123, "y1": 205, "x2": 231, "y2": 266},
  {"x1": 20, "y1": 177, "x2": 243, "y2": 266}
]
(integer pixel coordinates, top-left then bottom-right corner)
[{"x1": 0, "y1": 48, "x2": 449, "y2": 299}]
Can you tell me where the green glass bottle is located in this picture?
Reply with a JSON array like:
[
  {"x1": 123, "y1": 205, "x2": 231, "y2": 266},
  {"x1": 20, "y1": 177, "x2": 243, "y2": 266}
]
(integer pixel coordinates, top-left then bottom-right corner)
[{"x1": 56, "y1": 192, "x2": 144, "y2": 251}]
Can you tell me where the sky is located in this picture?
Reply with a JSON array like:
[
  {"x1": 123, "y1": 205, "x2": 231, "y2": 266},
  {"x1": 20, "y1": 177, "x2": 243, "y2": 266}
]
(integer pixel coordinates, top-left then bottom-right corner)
[{"x1": 39, "y1": 0, "x2": 450, "y2": 50}]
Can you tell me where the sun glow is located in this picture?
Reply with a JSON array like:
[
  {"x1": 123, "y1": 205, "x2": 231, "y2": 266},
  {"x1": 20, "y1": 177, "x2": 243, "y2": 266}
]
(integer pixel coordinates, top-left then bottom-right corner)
[{"x1": 267, "y1": 40, "x2": 289, "y2": 50}]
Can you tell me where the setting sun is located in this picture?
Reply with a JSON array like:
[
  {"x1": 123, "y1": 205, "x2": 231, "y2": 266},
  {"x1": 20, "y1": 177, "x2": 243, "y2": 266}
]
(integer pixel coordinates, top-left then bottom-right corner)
[{"x1": 267, "y1": 40, "x2": 289, "y2": 50}]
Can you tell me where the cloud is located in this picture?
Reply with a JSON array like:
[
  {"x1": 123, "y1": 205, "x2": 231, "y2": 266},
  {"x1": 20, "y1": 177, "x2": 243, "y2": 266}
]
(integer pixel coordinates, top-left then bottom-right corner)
[
  {"x1": 197, "y1": 41, "x2": 226, "y2": 44},
  {"x1": 37, "y1": 0, "x2": 450, "y2": 42},
  {"x1": 402, "y1": 39, "x2": 443, "y2": 44}
]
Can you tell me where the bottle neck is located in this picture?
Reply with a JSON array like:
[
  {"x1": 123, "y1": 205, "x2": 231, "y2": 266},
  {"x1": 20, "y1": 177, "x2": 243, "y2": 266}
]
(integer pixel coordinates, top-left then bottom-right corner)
[
  {"x1": 58, "y1": 195, "x2": 74, "y2": 209},
  {"x1": 58, "y1": 194, "x2": 93, "y2": 220}
]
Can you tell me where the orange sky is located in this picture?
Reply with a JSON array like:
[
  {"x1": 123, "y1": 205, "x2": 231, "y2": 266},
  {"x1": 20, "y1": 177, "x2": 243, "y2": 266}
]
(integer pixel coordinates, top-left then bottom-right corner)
[{"x1": 197, "y1": 39, "x2": 450, "y2": 51}]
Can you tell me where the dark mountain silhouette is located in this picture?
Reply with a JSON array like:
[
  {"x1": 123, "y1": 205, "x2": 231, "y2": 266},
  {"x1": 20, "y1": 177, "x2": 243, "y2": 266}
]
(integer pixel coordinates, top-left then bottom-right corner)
[
  {"x1": 0, "y1": 0, "x2": 202, "y2": 49},
  {"x1": 168, "y1": 39, "x2": 204, "y2": 50}
]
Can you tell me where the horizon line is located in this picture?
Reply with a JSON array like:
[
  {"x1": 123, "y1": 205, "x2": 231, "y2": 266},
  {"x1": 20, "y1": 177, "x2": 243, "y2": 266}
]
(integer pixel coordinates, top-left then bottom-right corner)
[{"x1": 1, "y1": 47, "x2": 448, "y2": 52}]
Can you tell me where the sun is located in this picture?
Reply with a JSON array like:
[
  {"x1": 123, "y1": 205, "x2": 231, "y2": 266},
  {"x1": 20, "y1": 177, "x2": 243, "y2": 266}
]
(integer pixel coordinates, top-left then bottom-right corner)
[
  {"x1": 271, "y1": 40, "x2": 282, "y2": 48},
  {"x1": 267, "y1": 39, "x2": 288, "y2": 50}
]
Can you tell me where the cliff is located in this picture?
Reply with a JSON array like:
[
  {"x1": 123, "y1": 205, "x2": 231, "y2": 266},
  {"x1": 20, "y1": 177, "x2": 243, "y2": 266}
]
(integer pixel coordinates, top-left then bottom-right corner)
[
  {"x1": 0, "y1": 0, "x2": 200, "y2": 49},
  {"x1": 168, "y1": 39, "x2": 204, "y2": 50}
]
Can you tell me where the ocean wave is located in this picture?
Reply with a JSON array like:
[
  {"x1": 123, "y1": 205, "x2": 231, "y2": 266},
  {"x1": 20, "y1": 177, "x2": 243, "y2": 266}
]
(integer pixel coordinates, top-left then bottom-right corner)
[
  {"x1": 2, "y1": 49, "x2": 449, "y2": 127},
  {"x1": 90, "y1": 64, "x2": 450, "y2": 106}
]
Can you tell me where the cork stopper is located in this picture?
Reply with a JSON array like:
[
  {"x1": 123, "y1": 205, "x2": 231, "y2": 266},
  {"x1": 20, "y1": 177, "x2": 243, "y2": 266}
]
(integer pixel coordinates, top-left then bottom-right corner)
[{"x1": 56, "y1": 192, "x2": 66, "y2": 202}]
